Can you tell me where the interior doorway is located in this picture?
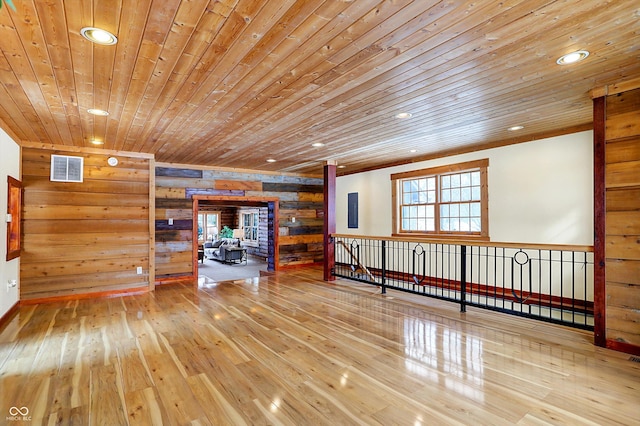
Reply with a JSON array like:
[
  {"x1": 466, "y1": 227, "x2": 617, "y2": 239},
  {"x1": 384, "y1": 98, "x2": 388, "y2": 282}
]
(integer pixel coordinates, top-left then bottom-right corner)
[{"x1": 192, "y1": 196, "x2": 279, "y2": 282}]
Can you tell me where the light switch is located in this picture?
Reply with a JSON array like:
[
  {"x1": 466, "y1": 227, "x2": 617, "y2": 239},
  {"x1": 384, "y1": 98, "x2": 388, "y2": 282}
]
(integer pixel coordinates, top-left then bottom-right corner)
[{"x1": 168, "y1": 218, "x2": 174, "y2": 225}]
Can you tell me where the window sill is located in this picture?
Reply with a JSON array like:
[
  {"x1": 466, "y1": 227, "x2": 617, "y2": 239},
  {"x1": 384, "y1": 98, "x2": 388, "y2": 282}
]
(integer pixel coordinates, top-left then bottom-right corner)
[{"x1": 392, "y1": 233, "x2": 490, "y2": 242}]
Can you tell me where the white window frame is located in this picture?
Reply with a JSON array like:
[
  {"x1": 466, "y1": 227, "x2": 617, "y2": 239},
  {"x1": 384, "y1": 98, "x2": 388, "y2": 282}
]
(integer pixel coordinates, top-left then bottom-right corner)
[
  {"x1": 198, "y1": 211, "x2": 220, "y2": 243},
  {"x1": 240, "y1": 209, "x2": 260, "y2": 246}
]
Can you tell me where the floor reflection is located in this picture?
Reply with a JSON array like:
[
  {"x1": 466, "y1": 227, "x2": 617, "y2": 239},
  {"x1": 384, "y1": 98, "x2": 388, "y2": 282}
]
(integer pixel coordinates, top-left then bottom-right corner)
[{"x1": 404, "y1": 317, "x2": 485, "y2": 403}]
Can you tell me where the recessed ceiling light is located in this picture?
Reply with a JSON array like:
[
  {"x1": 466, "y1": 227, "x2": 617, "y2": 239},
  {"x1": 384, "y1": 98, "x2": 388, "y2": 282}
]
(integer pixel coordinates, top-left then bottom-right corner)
[
  {"x1": 80, "y1": 27, "x2": 118, "y2": 45},
  {"x1": 395, "y1": 112, "x2": 412, "y2": 119},
  {"x1": 338, "y1": 165, "x2": 346, "y2": 169},
  {"x1": 311, "y1": 142, "x2": 325, "y2": 147},
  {"x1": 409, "y1": 149, "x2": 417, "y2": 153},
  {"x1": 90, "y1": 139, "x2": 104, "y2": 145},
  {"x1": 556, "y1": 50, "x2": 589, "y2": 65},
  {"x1": 508, "y1": 125, "x2": 524, "y2": 131},
  {"x1": 266, "y1": 158, "x2": 276, "y2": 163},
  {"x1": 88, "y1": 108, "x2": 109, "y2": 116}
]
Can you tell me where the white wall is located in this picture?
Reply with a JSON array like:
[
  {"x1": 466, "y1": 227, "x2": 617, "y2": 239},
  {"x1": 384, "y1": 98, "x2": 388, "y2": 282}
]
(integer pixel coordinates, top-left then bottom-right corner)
[
  {"x1": 0, "y1": 128, "x2": 21, "y2": 319},
  {"x1": 337, "y1": 131, "x2": 593, "y2": 246}
]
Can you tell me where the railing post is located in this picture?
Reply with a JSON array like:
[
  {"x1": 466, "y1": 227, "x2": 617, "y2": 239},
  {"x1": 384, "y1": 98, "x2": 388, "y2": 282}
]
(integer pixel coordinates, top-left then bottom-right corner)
[
  {"x1": 381, "y1": 240, "x2": 386, "y2": 294},
  {"x1": 460, "y1": 245, "x2": 467, "y2": 312}
]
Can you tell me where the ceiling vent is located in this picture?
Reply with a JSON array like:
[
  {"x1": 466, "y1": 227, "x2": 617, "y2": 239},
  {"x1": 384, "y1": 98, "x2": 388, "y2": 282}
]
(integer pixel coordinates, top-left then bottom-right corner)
[{"x1": 50, "y1": 155, "x2": 84, "y2": 182}]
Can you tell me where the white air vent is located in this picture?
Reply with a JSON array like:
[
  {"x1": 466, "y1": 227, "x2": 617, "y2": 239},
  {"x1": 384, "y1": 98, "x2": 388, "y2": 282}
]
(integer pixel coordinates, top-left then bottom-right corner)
[{"x1": 50, "y1": 155, "x2": 84, "y2": 182}]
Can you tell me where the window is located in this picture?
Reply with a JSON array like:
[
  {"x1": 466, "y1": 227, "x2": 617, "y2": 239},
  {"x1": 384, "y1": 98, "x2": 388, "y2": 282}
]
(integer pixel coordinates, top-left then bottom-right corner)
[
  {"x1": 391, "y1": 159, "x2": 488, "y2": 238},
  {"x1": 197, "y1": 212, "x2": 219, "y2": 242},
  {"x1": 241, "y1": 210, "x2": 259, "y2": 244}
]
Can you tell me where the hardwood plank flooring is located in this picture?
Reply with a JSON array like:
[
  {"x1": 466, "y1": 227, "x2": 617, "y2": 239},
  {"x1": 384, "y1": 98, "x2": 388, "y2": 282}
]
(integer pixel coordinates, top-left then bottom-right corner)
[{"x1": 1, "y1": 267, "x2": 639, "y2": 425}]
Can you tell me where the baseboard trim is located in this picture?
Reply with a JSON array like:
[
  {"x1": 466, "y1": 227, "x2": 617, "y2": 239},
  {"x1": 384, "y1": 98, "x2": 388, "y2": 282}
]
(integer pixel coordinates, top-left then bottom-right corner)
[
  {"x1": 155, "y1": 275, "x2": 196, "y2": 286},
  {"x1": 279, "y1": 262, "x2": 322, "y2": 270},
  {"x1": 606, "y1": 339, "x2": 640, "y2": 356},
  {"x1": 0, "y1": 302, "x2": 20, "y2": 329},
  {"x1": 21, "y1": 287, "x2": 149, "y2": 305}
]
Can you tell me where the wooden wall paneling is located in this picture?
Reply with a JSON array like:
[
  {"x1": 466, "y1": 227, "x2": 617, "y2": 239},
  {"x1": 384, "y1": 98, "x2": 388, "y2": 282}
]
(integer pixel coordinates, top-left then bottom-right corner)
[
  {"x1": 20, "y1": 256, "x2": 148, "y2": 279},
  {"x1": 219, "y1": 207, "x2": 237, "y2": 230},
  {"x1": 155, "y1": 187, "x2": 187, "y2": 199},
  {"x1": 246, "y1": 191, "x2": 299, "y2": 201},
  {"x1": 603, "y1": 87, "x2": 640, "y2": 353},
  {"x1": 20, "y1": 147, "x2": 152, "y2": 300},
  {"x1": 605, "y1": 160, "x2": 640, "y2": 188},
  {"x1": 155, "y1": 167, "x2": 203, "y2": 178},
  {"x1": 23, "y1": 190, "x2": 149, "y2": 207},
  {"x1": 604, "y1": 136, "x2": 640, "y2": 164},
  {"x1": 23, "y1": 219, "x2": 149, "y2": 235},
  {"x1": 605, "y1": 211, "x2": 640, "y2": 235},
  {"x1": 215, "y1": 180, "x2": 262, "y2": 191},
  {"x1": 298, "y1": 192, "x2": 324, "y2": 203},
  {"x1": 605, "y1": 237, "x2": 640, "y2": 261},
  {"x1": 23, "y1": 272, "x2": 149, "y2": 300},
  {"x1": 22, "y1": 175, "x2": 150, "y2": 194},
  {"x1": 155, "y1": 177, "x2": 217, "y2": 189},
  {"x1": 606, "y1": 187, "x2": 640, "y2": 211},
  {"x1": 23, "y1": 205, "x2": 148, "y2": 220},
  {"x1": 280, "y1": 208, "x2": 319, "y2": 219},
  {"x1": 606, "y1": 259, "x2": 640, "y2": 286},
  {"x1": 605, "y1": 111, "x2": 640, "y2": 140},
  {"x1": 22, "y1": 231, "x2": 149, "y2": 246}
]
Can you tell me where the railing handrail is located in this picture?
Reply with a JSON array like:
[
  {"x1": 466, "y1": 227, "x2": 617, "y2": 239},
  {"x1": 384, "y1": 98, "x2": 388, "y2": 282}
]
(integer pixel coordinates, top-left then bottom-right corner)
[{"x1": 331, "y1": 233, "x2": 594, "y2": 253}]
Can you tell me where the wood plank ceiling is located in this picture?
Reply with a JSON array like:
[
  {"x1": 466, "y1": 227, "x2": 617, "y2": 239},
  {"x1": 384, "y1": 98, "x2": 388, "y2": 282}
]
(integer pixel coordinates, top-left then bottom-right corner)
[{"x1": 0, "y1": 0, "x2": 638, "y2": 175}]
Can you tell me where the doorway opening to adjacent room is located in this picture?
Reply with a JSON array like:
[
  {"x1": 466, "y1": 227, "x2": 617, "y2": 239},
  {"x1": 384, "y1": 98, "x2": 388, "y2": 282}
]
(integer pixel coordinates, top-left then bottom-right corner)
[{"x1": 192, "y1": 196, "x2": 279, "y2": 285}]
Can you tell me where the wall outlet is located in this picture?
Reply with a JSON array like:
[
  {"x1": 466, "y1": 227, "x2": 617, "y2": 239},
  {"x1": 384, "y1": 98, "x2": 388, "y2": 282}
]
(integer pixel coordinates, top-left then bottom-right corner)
[
  {"x1": 136, "y1": 266, "x2": 143, "y2": 275},
  {"x1": 168, "y1": 218, "x2": 174, "y2": 225},
  {"x1": 5, "y1": 214, "x2": 12, "y2": 223}
]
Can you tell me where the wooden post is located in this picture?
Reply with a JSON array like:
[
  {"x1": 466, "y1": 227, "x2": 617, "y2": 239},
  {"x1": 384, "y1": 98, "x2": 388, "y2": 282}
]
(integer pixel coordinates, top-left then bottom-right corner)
[
  {"x1": 593, "y1": 96, "x2": 606, "y2": 347},
  {"x1": 324, "y1": 160, "x2": 337, "y2": 281}
]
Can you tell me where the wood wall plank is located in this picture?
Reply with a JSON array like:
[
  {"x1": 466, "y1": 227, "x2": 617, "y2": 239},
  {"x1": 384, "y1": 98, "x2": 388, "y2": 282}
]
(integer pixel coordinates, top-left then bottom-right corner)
[
  {"x1": 603, "y1": 87, "x2": 640, "y2": 351},
  {"x1": 155, "y1": 187, "x2": 187, "y2": 199},
  {"x1": 21, "y1": 147, "x2": 152, "y2": 300},
  {"x1": 23, "y1": 219, "x2": 148, "y2": 234},
  {"x1": 23, "y1": 176, "x2": 149, "y2": 194},
  {"x1": 605, "y1": 111, "x2": 640, "y2": 140},
  {"x1": 605, "y1": 306, "x2": 640, "y2": 347},
  {"x1": 606, "y1": 188, "x2": 640, "y2": 211},
  {"x1": 605, "y1": 160, "x2": 640, "y2": 188},
  {"x1": 24, "y1": 190, "x2": 149, "y2": 207},
  {"x1": 23, "y1": 232, "x2": 149, "y2": 246},
  {"x1": 23, "y1": 205, "x2": 149, "y2": 220},
  {"x1": 215, "y1": 180, "x2": 262, "y2": 191},
  {"x1": 605, "y1": 136, "x2": 640, "y2": 164},
  {"x1": 605, "y1": 211, "x2": 640, "y2": 235},
  {"x1": 606, "y1": 259, "x2": 640, "y2": 286},
  {"x1": 606, "y1": 282, "x2": 640, "y2": 309}
]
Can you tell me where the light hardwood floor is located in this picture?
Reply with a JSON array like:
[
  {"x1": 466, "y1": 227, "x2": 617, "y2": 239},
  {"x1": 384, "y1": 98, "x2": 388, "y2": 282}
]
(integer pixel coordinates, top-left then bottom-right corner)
[{"x1": 1, "y1": 267, "x2": 639, "y2": 425}]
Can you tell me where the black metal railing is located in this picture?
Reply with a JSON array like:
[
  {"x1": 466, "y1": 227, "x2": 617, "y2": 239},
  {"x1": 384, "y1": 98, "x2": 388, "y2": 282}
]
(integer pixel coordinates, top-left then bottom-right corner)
[{"x1": 332, "y1": 235, "x2": 594, "y2": 330}]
